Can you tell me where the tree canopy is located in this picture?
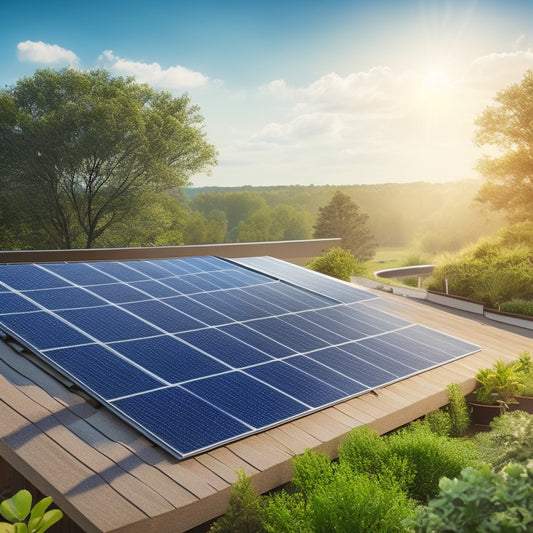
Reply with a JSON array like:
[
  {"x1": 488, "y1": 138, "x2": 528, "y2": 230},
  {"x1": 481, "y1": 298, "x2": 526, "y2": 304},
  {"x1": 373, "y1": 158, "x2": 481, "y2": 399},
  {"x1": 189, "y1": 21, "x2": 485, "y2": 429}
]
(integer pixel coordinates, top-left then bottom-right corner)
[
  {"x1": 0, "y1": 68, "x2": 217, "y2": 248},
  {"x1": 475, "y1": 70, "x2": 533, "y2": 221},
  {"x1": 313, "y1": 191, "x2": 376, "y2": 261}
]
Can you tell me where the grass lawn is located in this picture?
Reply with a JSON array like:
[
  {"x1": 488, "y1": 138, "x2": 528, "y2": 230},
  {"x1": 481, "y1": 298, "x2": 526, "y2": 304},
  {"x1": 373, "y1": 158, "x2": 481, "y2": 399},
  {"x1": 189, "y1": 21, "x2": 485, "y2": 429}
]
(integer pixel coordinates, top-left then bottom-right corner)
[{"x1": 363, "y1": 246, "x2": 412, "y2": 279}]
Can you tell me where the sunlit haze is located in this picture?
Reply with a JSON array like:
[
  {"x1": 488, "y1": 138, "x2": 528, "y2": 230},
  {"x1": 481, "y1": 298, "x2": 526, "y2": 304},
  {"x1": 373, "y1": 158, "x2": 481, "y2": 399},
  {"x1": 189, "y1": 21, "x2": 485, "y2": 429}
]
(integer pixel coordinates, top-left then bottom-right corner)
[{"x1": 2, "y1": 0, "x2": 533, "y2": 187}]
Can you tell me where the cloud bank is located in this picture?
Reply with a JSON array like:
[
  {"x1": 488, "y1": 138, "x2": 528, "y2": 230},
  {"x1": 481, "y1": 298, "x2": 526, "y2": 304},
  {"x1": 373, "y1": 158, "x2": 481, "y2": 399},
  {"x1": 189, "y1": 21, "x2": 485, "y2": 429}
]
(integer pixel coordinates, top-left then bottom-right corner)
[
  {"x1": 98, "y1": 50, "x2": 209, "y2": 89},
  {"x1": 17, "y1": 40, "x2": 79, "y2": 65}
]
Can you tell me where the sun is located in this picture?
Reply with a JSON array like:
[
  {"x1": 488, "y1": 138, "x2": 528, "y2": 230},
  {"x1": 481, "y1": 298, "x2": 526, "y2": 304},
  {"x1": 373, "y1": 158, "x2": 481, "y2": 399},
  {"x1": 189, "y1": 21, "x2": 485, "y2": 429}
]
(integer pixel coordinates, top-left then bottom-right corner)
[{"x1": 422, "y1": 69, "x2": 452, "y2": 94}]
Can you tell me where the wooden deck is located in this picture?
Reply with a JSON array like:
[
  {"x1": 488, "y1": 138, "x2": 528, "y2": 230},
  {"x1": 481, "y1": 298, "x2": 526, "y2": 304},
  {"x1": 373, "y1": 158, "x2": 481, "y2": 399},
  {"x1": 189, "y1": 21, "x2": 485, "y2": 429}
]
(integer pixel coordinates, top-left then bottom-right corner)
[{"x1": 0, "y1": 287, "x2": 532, "y2": 532}]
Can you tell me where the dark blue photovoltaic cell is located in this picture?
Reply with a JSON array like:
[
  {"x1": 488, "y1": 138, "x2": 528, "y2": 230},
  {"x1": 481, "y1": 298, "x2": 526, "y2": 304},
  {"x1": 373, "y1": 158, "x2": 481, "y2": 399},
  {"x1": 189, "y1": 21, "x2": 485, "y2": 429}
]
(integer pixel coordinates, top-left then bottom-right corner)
[
  {"x1": 22, "y1": 287, "x2": 106, "y2": 310},
  {"x1": 56, "y1": 306, "x2": 161, "y2": 343},
  {"x1": 177, "y1": 328, "x2": 272, "y2": 366},
  {"x1": 282, "y1": 313, "x2": 351, "y2": 344},
  {"x1": 92, "y1": 262, "x2": 150, "y2": 282},
  {"x1": 286, "y1": 355, "x2": 367, "y2": 395},
  {"x1": 185, "y1": 274, "x2": 224, "y2": 291},
  {"x1": 0, "y1": 293, "x2": 40, "y2": 313},
  {"x1": 245, "y1": 282, "x2": 337, "y2": 312},
  {"x1": 0, "y1": 264, "x2": 70, "y2": 290},
  {"x1": 122, "y1": 261, "x2": 172, "y2": 279},
  {"x1": 315, "y1": 307, "x2": 387, "y2": 337},
  {"x1": 352, "y1": 302, "x2": 412, "y2": 328},
  {"x1": 246, "y1": 317, "x2": 329, "y2": 352},
  {"x1": 110, "y1": 335, "x2": 230, "y2": 383},
  {"x1": 0, "y1": 311, "x2": 91, "y2": 350},
  {"x1": 112, "y1": 386, "x2": 252, "y2": 455},
  {"x1": 158, "y1": 276, "x2": 204, "y2": 294},
  {"x1": 192, "y1": 271, "x2": 237, "y2": 290},
  {"x1": 191, "y1": 292, "x2": 268, "y2": 321},
  {"x1": 308, "y1": 346, "x2": 398, "y2": 388},
  {"x1": 183, "y1": 372, "x2": 308, "y2": 427},
  {"x1": 358, "y1": 335, "x2": 431, "y2": 371},
  {"x1": 297, "y1": 309, "x2": 371, "y2": 340},
  {"x1": 163, "y1": 296, "x2": 231, "y2": 326},
  {"x1": 246, "y1": 361, "x2": 346, "y2": 407},
  {"x1": 218, "y1": 323, "x2": 296, "y2": 358},
  {"x1": 227, "y1": 288, "x2": 289, "y2": 316},
  {"x1": 340, "y1": 342, "x2": 418, "y2": 376},
  {"x1": 127, "y1": 280, "x2": 180, "y2": 298},
  {"x1": 44, "y1": 344, "x2": 163, "y2": 399},
  {"x1": 88, "y1": 283, "x2": 149, "y2": 304},
  {"x1": 122, "y1": 300, "x2": 206, "y2": 333},
  {"x1": 397, "y1": 325, "x2": 479, "y2": 357},
  {"x1": 43, "y1": 263, "x2": 116, "y2": 286}
]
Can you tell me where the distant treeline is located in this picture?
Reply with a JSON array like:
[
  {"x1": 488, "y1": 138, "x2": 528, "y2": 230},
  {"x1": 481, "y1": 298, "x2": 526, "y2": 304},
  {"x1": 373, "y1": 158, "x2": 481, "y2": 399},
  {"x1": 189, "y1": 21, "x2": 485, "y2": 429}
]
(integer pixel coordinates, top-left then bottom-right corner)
[{"x1": 183, "y1": 180, "x2": 505, "y2": 253}]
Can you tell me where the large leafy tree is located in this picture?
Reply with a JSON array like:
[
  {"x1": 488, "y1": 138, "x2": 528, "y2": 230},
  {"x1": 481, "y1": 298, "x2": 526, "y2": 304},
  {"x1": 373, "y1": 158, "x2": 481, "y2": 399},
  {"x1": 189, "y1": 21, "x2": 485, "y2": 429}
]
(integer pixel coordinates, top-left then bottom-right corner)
[
  {"x1": 475, "y1": 70, "x2": 533, "y2": 221},
  {"x1": 0, "y1": 68, "x2": 217, "y2": 248},
  {"x1": 313, "y1": 191, "x2": 376, "y2": 261}
]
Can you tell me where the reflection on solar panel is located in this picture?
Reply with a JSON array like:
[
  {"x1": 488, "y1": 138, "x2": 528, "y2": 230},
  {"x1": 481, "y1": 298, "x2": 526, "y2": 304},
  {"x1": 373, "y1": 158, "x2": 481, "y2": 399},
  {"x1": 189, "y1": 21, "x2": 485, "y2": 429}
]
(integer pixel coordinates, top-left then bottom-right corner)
[{"x1": 0, "y1": 256, "x2": 480, "y2": 459}]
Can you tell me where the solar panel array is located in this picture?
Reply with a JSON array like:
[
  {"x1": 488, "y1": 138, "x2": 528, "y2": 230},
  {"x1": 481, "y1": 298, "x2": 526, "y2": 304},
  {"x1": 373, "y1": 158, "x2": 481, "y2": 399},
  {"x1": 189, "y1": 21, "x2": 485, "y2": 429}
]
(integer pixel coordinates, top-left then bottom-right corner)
[{"x1": 0, "y1": 256, "x2": 480, "y2": 459}]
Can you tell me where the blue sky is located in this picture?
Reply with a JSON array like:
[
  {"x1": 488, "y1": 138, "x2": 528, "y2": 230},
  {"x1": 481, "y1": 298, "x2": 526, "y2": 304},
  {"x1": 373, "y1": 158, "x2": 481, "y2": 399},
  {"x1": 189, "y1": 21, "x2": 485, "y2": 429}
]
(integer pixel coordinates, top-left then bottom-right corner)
[{"x1": 2, "y1": 0, "x2": 533, "y2": 187}]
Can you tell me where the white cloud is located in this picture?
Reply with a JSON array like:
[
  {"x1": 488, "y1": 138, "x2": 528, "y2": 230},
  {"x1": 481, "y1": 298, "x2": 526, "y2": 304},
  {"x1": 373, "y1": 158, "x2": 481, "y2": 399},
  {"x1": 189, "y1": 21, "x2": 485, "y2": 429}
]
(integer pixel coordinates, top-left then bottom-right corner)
[
  {"x1": 17, "y1": 40, "x2": 79, "y2": 65},
  {"x1": 98, "y1": 50, "x2": 208, "y2": 89}
]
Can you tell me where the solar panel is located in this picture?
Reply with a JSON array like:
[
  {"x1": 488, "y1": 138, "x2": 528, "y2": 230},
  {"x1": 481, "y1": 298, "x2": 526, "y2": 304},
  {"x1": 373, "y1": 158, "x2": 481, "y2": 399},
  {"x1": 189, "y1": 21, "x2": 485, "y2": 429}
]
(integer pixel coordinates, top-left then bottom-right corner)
[{"x1": 0, "y1": 256, "x2": 480, "y2": 460}]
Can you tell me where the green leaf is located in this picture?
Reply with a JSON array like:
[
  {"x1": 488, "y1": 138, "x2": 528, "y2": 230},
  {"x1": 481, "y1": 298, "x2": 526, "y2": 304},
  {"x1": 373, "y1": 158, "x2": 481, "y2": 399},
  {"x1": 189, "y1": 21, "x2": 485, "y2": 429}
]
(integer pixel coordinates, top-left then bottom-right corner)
[
  {"x1": 0, "y1": 522, "x2": 17, "y2": 533},
  {"x1": 26, "y1": 497, "x2": 52, "y2": 533},
  {"x1": 0, "y1": 491, "x2": 32, "y2": 522},
  {"x1": 32, "y1": 510, "x2": 63, "y2": 533}
]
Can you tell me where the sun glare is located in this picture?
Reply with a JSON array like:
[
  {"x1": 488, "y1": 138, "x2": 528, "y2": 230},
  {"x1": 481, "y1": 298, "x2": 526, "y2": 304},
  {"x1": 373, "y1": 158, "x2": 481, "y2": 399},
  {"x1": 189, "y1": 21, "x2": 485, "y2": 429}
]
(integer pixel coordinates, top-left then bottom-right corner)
[{"x1": 422, "y1": 69, "x2": 452, "y2": 94}]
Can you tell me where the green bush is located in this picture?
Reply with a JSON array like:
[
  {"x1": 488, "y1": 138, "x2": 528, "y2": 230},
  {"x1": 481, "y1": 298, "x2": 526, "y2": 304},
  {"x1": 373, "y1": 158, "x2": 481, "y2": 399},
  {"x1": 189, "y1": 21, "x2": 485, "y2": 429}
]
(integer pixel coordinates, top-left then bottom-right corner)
[
  {"x1": 475, "y1": 410, "x2": 533, "y2": 470},
  {"x1": 307, "y1": 247, "x2": 365, "y2": 281},
  {"x1": 307, "y1": 467, "x2": 415, "y2": 533},
  {"x1": 499, "y1": 299, "x2": 533, "y2": 317},
  {"x1": 406, "y1": 462, "x2": 533, "y2": 532},
  {"x1": 447, "y1": 383, "x2": 471, "y2": 436},
  {"x1": 387, "y1": 424, "x2": 479, "y2": 502},
  {"x1": 291, "y1": 448, "x2": 335, "y2": 497},
  {"x1": 421, "y1": 409, "x2": 452, "y2": 437},
  {"x1": 426, "y1": 222, "x2": 533, "y2": 307},
  {"x1": 209, "y1": 469, "x2": 265, "y2": 533}
]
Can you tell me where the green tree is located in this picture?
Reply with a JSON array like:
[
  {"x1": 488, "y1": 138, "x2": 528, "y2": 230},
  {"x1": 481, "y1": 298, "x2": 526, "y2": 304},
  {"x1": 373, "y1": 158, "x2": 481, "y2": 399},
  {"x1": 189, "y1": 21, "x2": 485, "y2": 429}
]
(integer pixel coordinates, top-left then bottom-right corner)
[
  {"x1": 475, "y1": 70, "x2": 533, "y2": 221},
  {"x1": 313, "y1": 191, "x2": 376, "y2": 261},
  {"x1": 0, "y1": 67, "x2": 217, "y2": 249}
]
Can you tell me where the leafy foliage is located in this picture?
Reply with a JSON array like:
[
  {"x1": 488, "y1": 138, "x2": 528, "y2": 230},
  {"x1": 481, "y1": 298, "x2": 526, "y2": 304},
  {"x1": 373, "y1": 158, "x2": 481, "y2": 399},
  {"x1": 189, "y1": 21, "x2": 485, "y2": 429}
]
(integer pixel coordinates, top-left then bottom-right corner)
[
  {"x1": 475, "y1": 69, "x2": 533, "y2": 221},
  {"x1": 0, "y1": 67, "x2": 217, "y2": 248},
  {"x1": 427, "y1": 221, "x2": 533, "y2": 307},
  {"x1": 406, "y1": 463, "x2": 533, "y2": 532},
  {"x1": 475, "y1": 410, "x2": 533, "y2": 470},
  {"x1": 474, "y1": 358, "x2": 521, "y2": 406},
  {"x1": 209, "y1": 469, "x2": 265, "y2": 533},
  {"x1": 447, "y1": 383, "x2": 471, "y2": 436},
  {"x1": 313, "y1": 191, "x2": 376, "y2": 261},
  {"x1": 0, "y1": 490, "x2": 63, "y2": 533},
  {"x1": 307, "y1": 247, "x2": 365, "y2": 281},
  {"x1": 500, "y1": 299, "x2": 533, "y2": 317}
]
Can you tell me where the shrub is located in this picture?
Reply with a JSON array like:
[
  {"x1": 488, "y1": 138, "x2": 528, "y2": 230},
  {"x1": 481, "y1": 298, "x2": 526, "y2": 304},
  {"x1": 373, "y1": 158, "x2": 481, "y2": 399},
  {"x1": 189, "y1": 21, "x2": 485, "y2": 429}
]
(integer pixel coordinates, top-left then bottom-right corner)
[
  {"x1": 291, "y1": 449, "x2": 335, "y2": 497},
  {"x1": 308, "y1": 467, "x2": 415, "y2": 533},
  {"x1": 209, "y1": 469, "x2": 265, "y2": 533},
  {"x1": 475, "y1": 410, "x2": 533, "y2": 470},
  {"x1": 499, "y1": 299, "x2": 533, "y2": 317},
  {"x1": 406, "y1": 463, "x2": 533, "y2": 532},
  {"x1": 387, "y1": 424, "x2": 479, "y2": 501},
  {"x1": 447, "y1": 383, "x2": 471, "y2": 436},
  {"x1": 426, "y1": 223, "x2": 533, "y2": 307},
  {"x1": 307, "y1": 247, "x2": 365, "y2": 281},
  {"x1": 421, "y1": 409, "x2": 452, "y2": 437}
]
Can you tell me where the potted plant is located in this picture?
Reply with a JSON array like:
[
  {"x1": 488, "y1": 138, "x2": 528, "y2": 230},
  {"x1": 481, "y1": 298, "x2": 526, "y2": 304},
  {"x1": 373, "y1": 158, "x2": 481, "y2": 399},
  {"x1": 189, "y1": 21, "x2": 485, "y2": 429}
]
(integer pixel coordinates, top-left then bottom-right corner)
[
  {"x1": 515, "y1": 351, "x2": 533, "y2": 414},
  {"x1": 470, "y1": 358, "x2": 521, "y2": 425}
]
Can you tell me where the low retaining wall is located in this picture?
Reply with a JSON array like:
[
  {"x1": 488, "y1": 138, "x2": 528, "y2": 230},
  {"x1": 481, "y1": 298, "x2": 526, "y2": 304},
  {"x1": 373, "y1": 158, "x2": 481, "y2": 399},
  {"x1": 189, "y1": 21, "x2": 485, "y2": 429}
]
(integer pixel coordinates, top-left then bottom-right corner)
[{"x1": 352, "y1": 276, "x2": 533, "y2": 331}]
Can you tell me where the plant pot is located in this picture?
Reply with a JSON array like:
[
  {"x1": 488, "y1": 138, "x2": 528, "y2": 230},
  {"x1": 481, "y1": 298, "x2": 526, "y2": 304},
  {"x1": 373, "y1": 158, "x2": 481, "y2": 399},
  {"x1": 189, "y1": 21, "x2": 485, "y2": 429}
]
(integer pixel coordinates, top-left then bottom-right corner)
[
  {"x1": 469, "y1": 402, "x2": 504, "y2": 426},
  {"x1": 515, "y1": 395, "x2": 533, "y2": 414}
]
